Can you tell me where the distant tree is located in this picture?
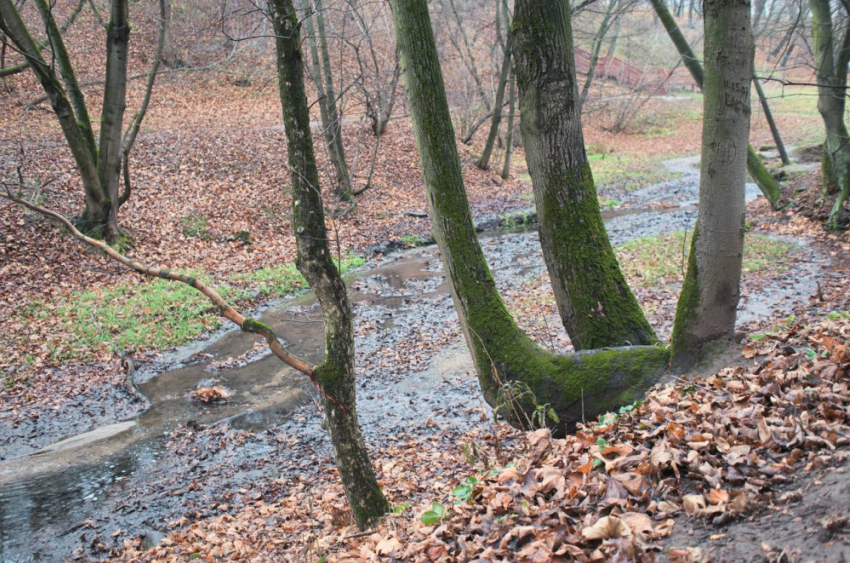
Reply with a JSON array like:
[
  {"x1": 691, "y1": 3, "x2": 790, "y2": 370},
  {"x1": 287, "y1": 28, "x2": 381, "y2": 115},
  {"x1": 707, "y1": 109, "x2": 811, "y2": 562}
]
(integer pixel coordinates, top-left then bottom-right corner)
[
  {"x1": 649, "y1": 0, "x2": 783, "y2": 209},
  {"x1": 268, "y1": 0, "x2": 389, "y2": 528},
  {"x1": 390, "y1": 0, "x2": 668, "y2": 429},
  {"x1": 671, "y1": 0, "x2": 753, "y2": 367},
  {"x1": 0, "y1": 0, "x2": 164, "y2": 243},
  {"x1": 477, "y1": 0, "x2": 512, "y2": 170},
  {"x1": 301, "y1": 0, "x2": 353, "y2": 201},
  {"x1": 808, "y1": 0, "x2": 850, "y2": 227}
]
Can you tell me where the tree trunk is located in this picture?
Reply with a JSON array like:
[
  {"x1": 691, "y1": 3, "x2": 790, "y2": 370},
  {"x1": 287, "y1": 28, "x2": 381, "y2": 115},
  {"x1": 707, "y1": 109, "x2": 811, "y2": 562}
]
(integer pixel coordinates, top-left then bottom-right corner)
[
  {"x1": 303, "y1": 0, "x2": 353, "y2": 201},
  {"x1": 753, "y1": 77, "x2": 790, "y2": 165},
  {"x1": 512, "y1": 0, "x2": 657, "y2": 351},
  {"x1": 809, "y1": 0, "x2": 850, "y2": 227},
  {"x1": 649, "y1": 0, "x2": 782, "y2": 209},
  {"x1": 477, "y1": 22, "x2": 512, "y2": 170},
  {"x1": 268, "y1": 0, "x2": 388, "y2": 529},
  {"x1": 390, "y1": 0, "x2": 668, "y2": 430},
  {"x1": 501, "y1": 69, "x2": 516, "y2": 180},
  {"x1": 0, "y1": 0, "x2": 107, "y2": 235},
  {"x1": 94, "y1": 0, "x2": 130, "y2": 242},
  {"x1": 671, "y1": 0, "x2": 753, "y2": 368}
]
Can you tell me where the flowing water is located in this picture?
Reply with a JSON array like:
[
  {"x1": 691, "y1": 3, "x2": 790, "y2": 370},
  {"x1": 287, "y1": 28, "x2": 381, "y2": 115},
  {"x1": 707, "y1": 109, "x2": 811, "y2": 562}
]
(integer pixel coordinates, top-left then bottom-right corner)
[{"x1": 0, "y1": 157, "x2": 826, "y2": 561}]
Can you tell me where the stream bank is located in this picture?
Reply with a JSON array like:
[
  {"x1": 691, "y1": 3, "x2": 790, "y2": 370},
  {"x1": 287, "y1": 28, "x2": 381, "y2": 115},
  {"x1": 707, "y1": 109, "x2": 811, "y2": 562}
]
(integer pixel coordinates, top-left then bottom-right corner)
[{"x1": 0, "y1": 156, "x2": 828, "y2": 561}]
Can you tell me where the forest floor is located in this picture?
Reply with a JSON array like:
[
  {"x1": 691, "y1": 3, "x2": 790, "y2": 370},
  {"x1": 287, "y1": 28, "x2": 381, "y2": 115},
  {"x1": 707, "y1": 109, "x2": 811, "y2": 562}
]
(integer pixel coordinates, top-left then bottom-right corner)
[{"x1": 1, "y1": 62, "x2": 848, "y2": 562}]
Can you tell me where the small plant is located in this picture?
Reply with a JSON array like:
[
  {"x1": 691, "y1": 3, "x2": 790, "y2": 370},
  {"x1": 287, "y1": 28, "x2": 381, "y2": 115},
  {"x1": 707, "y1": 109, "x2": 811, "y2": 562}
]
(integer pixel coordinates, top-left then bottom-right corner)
[
  {"x1": 451, "y1": 476, "x2": 479, "y2": 503},
  {"x1": 420, "y1": 502, "x2": 446, "y2": 525},
  {"x1": 180, "y1": 215, "x2": 211, "y2": 239},
  {"x1": 400, "y1": 234, "x2": 422, "y2": 247},
  {"x1": 827, "y1": 310, "x2": 850, "y2": 320},
  {"x1": 392, "y1": 502, "x2": 412, "y2": 514}
]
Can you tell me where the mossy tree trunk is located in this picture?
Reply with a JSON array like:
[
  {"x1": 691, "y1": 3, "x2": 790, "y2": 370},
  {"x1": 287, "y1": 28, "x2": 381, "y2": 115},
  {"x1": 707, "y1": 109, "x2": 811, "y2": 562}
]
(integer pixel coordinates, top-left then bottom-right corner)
[
  {"x1": 809, "y1": 0, "x2": 850, "y2": 227},
  {"x1": 390, "y1": 0, "x2": 668, "y2": 430},
  {"x1": 649, "y1": 0, "x2": 782, "y2": 209},
  {"x1": 0, "y1": 0, "x2": 132, "y2": 243},
  {"x1": 671, "y1": 0, "x2": 753, "y2": 368},
  {"x1": 268, "y1": 0, "x2": 388, "y2": 529},
  {"x1": 512, "y1": 0, "x2": 657, "y2": 351}
]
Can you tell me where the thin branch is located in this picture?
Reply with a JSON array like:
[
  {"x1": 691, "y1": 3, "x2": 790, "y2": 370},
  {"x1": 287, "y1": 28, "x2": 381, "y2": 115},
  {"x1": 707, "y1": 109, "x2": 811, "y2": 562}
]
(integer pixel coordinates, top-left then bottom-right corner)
[{"x1": 0, "y1": 193, "x2": 317, "y2": 378}]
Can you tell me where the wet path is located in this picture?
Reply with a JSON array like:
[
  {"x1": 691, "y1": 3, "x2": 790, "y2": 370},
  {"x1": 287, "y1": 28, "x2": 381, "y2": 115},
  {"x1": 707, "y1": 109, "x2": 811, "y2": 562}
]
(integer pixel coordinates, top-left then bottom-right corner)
[{"x1": 0, "y1": 157, "x2": 825, "y2": 561}]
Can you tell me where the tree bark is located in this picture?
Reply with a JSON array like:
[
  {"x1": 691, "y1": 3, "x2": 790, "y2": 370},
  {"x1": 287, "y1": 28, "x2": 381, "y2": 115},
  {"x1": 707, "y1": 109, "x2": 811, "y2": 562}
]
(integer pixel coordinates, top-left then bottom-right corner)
[
  {"x1": 671, "y1": 0, "x2": 753, "y2": 368},
  {"x1": 512, "y1": 0, "x2": 657, "y2": 351},
  {"x1": 753, "y1": 77, "x2": 790, "y2": 165},
  {"x1": 390, "y1": 0, "x2": 667, "y2": 430},
  {"x1": 93, "y1": 0, "x2": 130, "y2": 242},
  {"x1": 649, "y1": 0, "x2": 782, "y2": 209},
  {"x1": 268, "y1": 0, "x2": 388, "y2": 529},
  {"x1": 501, "y1": 68, "x2": 516, "y2": 180},
  {"x1": 809, "y1": 0, "x2": 850, "y2": 227}
]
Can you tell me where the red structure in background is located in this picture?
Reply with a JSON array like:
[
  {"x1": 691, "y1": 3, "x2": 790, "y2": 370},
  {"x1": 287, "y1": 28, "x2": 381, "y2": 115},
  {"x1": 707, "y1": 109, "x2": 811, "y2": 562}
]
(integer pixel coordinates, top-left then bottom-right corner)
[{"x1": 573, "y1": 48, "x2": 699, "y2": 94}]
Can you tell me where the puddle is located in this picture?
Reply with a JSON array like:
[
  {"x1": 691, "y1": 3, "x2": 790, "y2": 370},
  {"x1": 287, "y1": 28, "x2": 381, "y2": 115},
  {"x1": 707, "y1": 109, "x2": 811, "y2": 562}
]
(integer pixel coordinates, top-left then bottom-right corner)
[{"x1": 0, "y1": 157, "x2": 826, "y2": 561}]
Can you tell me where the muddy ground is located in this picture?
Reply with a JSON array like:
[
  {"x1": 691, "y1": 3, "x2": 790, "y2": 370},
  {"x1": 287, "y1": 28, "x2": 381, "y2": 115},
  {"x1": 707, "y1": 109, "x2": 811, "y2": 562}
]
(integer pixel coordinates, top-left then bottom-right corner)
[{"x1": 0, "y1": 156, "x2": 843, "y2": 561}]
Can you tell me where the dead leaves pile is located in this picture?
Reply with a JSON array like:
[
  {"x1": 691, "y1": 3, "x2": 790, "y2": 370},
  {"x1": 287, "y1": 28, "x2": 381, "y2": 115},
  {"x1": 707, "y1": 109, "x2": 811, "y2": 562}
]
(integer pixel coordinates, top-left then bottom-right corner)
[{"x1": 342, "y1": 317, "x2": 850, "y2": 562}]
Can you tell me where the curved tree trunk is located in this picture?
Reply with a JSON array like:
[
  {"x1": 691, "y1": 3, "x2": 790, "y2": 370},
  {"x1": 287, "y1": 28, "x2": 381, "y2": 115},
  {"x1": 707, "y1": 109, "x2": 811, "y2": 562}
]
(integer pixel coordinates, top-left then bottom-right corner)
[
  {"x1": 671, "y1": 0, "x2": 753, "y2": 368},
  {"x1": 269, "y1": 0, "x2": 388, "y2": 528},
  {"x1": 512, "y1": 0, "x2": 657, "y2": 351},
  {"x1": 390, "y1": 0, "x2": 668, "y2": 430},
  {"x1": 649, "y1": 0, "x2": 782, "y2": 209}
]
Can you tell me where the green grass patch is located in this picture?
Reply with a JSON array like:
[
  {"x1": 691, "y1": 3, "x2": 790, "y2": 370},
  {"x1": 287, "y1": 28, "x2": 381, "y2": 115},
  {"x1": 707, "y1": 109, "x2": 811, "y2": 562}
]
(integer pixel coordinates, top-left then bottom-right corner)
[
  {"x1": 18, "y1": 254, "x2": 366, "y2": 363},
  {"x1": 616, "y1": 232, "x2": 794, "y2": 287}
]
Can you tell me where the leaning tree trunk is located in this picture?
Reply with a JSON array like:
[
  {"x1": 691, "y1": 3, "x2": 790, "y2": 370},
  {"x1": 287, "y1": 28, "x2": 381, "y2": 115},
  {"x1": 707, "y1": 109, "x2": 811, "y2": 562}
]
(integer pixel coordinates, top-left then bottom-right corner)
[
  {"x1": 649, "y1": 0, "x2": 782, "y2": 209},
  {"x1": 809, "y1": 0, "x2": 850, "y2": 228},
  {"x1": 580, "y1": 0, "x2": 618, "y2": 109},
  {"x1": 753, "y1": 77, "x2": 790, "y2": 165},
  {"x1": 268, "y1": 0, "x2": 388, "y2": 528},
  {"x1": 512, "y1": 0, "x2": 657, "y2": 351},
  {"x1": 671, "y1": 0, "x2": 753, "y2": 368},
  {"x1": 390, "y1": 0, "x2": 668, "y2": 430}
]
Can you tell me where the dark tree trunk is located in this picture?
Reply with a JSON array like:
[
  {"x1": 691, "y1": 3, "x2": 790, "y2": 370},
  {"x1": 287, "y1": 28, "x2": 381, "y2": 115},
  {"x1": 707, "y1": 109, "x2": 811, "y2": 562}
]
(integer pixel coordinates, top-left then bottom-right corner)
[
  {"x1": 268, "y1": 0, "x2": 388, "y2": 529},
  {"x1": 672, "y1": 0, "x2": 753, "y2": 368},
  {"x1": 94, "y1": 0, "x2": 130, "y2": 242},
  {"x1": 649, "y1": 0, "x2": 782, "y2": 209},
  {"x1": 390, "y1": 0, "x2": 668, "y2": 430},
  {"x1": 512, "y1": 0, "x2": 657, "y2": 351}
]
